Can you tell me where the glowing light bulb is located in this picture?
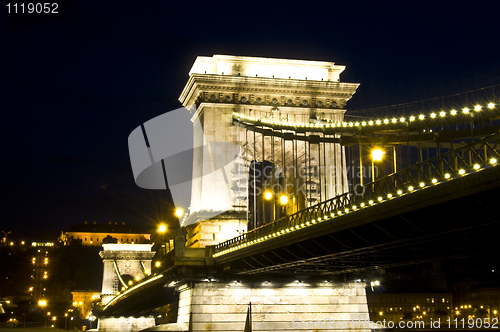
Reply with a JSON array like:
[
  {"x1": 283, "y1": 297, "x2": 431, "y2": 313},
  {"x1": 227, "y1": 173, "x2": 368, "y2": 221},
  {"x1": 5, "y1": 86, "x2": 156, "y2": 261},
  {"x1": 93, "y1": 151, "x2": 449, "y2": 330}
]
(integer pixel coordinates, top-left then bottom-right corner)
[
  {"x1": 439, "y1": 111, "x2": 446, "y2": 117},
  {"x1": 430, "y1": 113, "x2": 436, "y2": 118},
  {"x1": 445, "y1": 173, "x2": 450, "y2": 179},
  {"x1": 459, "y1": 169, "x2": 465, "y2": 175},
  {"x1": 488, "y1": 103, "x2": 495, "y2": 109},
  {"x1": 473, "y1": 164, "x2": 480, "y2": 170},
  {"x1": 463, "y1": 108, "x2": 469, "y2": 114},
  {"x1": 400, "y1": 117, "x2": 405, "y2": 122},
  {"x1": 450, "y1": 110, "x2": 457, "y2": 115},
  {"x1": 372, "y1": 148, "x2": 383, "y2": 161},
  {"x1": 491, "y1": 158, "x2": 497, "y2": 164},
  {"x1": 410, "y1": 116, "x2": 415, "y2": 121},
  {"x1": 419, "y1": 115, "x2": 425, "y2": 120},
  {"x1": 474, "y1": 105, "x2": 481, "y2": 111}
]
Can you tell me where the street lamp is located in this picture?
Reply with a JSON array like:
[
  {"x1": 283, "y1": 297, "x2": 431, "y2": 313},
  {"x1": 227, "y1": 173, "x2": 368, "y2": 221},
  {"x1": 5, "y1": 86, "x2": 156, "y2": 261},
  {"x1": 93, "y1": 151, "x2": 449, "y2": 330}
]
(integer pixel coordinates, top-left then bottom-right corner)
[
  {"x1": 38, "y1": 300, "x2": 47, "y2": 327},
  {"x1": 158, "y1": 224, "x2": 167, "y2": 255},
  {"x1": 279, "y1": 195, "x2": 288, "y2": 218},
  {"x1": 158, "y1": 224, "x2": 167, "y2": 233},
  {"x1": 371, "y1": 148, "x2": 383, "y2": 162},
  {"x1": 371, "y1": 148, "x2": 383, "y2": 182}
]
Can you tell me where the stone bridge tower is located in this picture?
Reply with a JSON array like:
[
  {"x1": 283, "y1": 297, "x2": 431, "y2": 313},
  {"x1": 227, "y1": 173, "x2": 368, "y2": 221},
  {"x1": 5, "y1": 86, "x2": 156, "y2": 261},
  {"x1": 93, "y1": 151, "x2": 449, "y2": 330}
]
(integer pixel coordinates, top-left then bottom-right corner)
[
  {"x1": 179, "y1": 55, "x2": 359, "y2": 247},
  {"x1": 99, "y1": 244, "x2": 155, "y2": 305}
]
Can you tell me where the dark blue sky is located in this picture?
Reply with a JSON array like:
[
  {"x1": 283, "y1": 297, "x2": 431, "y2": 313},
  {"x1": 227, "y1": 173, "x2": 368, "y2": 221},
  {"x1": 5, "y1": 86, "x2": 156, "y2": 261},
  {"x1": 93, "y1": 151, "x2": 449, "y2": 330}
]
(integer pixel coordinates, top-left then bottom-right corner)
[{"x1": 2, "y1": 1, "x2": 499, "y2": 239}]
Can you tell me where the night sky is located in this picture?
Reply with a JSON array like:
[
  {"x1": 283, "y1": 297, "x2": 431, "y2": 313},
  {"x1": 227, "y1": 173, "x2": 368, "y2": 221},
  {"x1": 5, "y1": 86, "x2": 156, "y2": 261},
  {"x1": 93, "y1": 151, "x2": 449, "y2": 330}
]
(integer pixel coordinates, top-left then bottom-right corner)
[{"x1": 2, "y1": 1, "x2": 499, "y2": 240}]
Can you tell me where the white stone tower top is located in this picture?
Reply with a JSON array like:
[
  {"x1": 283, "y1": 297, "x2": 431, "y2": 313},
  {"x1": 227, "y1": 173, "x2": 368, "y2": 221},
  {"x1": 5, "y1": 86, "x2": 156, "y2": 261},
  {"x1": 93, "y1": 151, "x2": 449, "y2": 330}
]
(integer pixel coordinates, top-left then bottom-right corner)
[
  {"x1": 101, "y1": 243, "x2": 153, "y2": 252},
  {"x1": 189, "y1": 54, "x2": 345, "y2": 82}
]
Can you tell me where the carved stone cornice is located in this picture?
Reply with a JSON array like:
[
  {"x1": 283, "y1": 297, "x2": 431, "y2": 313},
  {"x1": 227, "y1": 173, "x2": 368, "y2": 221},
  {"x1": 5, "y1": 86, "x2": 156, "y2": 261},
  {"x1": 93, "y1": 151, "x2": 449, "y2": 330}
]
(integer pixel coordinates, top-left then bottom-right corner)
[
  {"x1": 180, "y1": 74, "x2": 359, "y2": 109},
  {"x1": 99, "y1": 251, "x2": 156, "y2": 260}
]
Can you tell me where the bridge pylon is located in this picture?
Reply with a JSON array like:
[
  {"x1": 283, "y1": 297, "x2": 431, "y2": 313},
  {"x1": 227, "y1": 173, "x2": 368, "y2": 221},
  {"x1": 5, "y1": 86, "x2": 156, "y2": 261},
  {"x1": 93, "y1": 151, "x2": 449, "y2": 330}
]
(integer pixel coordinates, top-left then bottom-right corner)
[
  {"x1": 179, "y1": 55, "x2": 359, "y2": 246},
  {"x1": 98, "y1": 243, "x2": 156, "y2": 332}
]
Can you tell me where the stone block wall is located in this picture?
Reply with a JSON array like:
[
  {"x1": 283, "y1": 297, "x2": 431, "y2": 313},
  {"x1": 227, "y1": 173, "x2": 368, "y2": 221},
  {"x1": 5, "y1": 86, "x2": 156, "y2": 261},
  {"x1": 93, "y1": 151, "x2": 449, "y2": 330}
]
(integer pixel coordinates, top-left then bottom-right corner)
[
  {"x1": 177, "y1": 280, "x2": 370, "y2": 331},
  {"x1": 97, "y1": 317, "x2": 155, "y2": 332}
]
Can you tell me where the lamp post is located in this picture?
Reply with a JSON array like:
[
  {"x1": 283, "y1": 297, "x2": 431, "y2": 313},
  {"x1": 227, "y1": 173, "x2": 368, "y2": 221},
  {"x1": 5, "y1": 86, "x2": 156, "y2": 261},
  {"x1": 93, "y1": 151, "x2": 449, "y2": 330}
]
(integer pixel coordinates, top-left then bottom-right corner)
[
  {"x1": 38, "y1": 300, "x2": 47, "y2": 327},
  {"x1": 279, "y1": 195, "x2": 288, "y2": 217},
  {"x1": 158, "y1": 224, "x2": 167, "y2": 255},
  {"x1": 371, "y1": 148, "x2": 383, "y2": 181},
  {"x1": 264, "y1": 191, "x2": 272, "y2": 225}
]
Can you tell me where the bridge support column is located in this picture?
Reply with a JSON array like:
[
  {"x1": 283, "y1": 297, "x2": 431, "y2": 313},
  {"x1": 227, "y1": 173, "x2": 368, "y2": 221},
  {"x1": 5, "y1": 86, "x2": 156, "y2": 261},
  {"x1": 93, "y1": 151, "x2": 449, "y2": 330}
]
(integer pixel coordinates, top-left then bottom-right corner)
[
  {"x1": 176, "y1": 279, "x2": 370, "y2": 331},
  {"x1": 97, "y1": 317, "x2": 155, "y2": 332}
]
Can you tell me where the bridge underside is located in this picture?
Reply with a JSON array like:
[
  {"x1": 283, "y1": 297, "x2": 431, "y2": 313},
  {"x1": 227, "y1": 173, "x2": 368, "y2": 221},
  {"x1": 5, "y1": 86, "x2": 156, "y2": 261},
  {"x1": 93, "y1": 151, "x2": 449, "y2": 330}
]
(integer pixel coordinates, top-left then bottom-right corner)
[
  {"x1": 99, "y1": 275, "x2": 177, "y2": 317},
  {"x1": 220, "y1": 167, "x2": 500, "y2": 276}
]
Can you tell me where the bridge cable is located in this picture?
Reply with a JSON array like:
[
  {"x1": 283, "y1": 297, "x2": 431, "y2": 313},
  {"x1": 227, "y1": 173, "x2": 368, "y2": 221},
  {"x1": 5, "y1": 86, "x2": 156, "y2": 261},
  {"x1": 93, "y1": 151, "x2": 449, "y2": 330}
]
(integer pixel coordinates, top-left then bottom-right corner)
[
  {"x1": 139, "y1": 261, "x2": 148, "y2": 276},
  {"x1": 113, "y1": 260, "x2": 128, "y2": 290}
]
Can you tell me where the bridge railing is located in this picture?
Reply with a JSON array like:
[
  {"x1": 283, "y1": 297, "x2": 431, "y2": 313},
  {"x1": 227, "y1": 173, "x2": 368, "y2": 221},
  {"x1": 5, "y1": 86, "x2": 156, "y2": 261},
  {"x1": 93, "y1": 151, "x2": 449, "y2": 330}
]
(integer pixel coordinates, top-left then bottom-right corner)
[{"x1": 213, "y1": 132, "x2": 500, "y2": 256}]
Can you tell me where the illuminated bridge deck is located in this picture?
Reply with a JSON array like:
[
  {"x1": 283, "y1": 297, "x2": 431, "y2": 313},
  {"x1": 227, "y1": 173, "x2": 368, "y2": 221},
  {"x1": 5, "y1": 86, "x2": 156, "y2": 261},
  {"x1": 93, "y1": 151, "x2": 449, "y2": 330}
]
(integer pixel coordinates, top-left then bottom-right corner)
[{"x1": 212, "y1": 132, "x2": 500, "y2": 274}]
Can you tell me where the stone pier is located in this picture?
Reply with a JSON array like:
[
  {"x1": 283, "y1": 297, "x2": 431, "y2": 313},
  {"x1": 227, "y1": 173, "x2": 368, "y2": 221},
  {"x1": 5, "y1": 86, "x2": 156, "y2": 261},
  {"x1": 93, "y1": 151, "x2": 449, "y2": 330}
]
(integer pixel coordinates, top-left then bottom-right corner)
[
  {"x1": 97, "y1": 317, "x2": 156, "y2": 332},
  {"x1": 176, "y1": 279, "x2": 370, "y2": 332}
]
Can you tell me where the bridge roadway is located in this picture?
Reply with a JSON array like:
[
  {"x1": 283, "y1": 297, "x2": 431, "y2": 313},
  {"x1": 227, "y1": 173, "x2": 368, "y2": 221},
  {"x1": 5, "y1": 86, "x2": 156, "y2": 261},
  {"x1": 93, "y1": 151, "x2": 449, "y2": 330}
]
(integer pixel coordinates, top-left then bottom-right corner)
[
  {"x1": 212, "y1": 132, "x2": 500, "y2": 273},
  {"x1": 98, "y1": 132, "x2": 500, "y2": 317},
  {"x1": 214, "y1": 163, "x2": 500, "y2": 275}
]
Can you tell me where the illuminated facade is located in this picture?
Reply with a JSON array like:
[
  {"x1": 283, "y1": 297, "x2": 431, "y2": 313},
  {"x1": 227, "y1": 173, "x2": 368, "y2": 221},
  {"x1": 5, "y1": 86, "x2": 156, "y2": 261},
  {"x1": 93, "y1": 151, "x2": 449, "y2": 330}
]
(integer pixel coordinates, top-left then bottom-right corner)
[
  {"x1": 367, "y1": 293, "x2": 454, "y2": 323},
  {"x1": 61, "y1": 221, "x2": 150, "y2": 246},
  {"x1": 71, "y1": 290, "x2": 101, "y2": 318}
]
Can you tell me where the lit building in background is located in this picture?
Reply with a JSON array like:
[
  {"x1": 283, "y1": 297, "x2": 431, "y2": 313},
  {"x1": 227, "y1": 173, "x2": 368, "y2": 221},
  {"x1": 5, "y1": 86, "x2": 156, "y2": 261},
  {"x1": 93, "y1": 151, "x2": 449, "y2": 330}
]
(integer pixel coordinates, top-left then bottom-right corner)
[
  {"x1": 454, "y1": 286, "x2": 500, "y2": 320},
  {"x1": 60, "y1": 221, "x2": 150, "y2": 246},
  {"x1": 367, "y1": 292, "x2": 454, "y2": 323},
  {"x1": 71, "y1": 291, "x2": 101, "y2": 318}
]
